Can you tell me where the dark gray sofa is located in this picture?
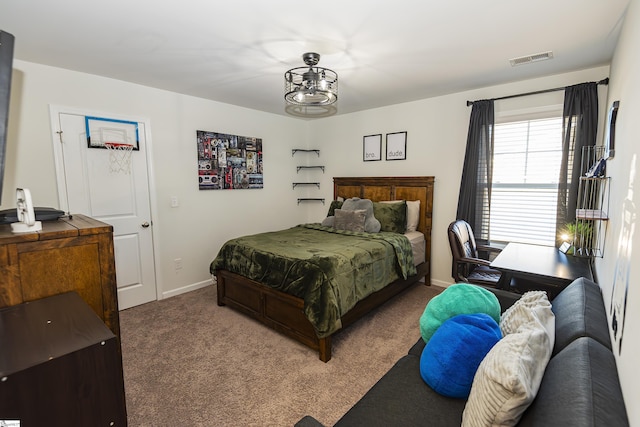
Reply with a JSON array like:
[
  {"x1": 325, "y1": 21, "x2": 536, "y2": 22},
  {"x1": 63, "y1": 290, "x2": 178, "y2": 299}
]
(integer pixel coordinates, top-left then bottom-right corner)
[{"x1": 297, "y1": 277, "x2": 629, "y2": 426}]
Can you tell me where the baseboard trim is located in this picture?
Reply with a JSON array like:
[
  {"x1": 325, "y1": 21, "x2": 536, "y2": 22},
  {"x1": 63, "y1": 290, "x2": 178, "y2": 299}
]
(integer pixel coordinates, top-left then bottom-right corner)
[
  {"x1": 161, "y1": 279, "x2": 213, "y2": 300},
  {"x1": 430, "y1": 278, "x2": 452, "y2": 288}
]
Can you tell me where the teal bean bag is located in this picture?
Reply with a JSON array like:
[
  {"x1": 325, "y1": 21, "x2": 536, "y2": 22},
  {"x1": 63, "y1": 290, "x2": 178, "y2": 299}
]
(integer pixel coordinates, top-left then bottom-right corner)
[{"x1": 420, "y1": 283, "x2": 500, "y2": 344}]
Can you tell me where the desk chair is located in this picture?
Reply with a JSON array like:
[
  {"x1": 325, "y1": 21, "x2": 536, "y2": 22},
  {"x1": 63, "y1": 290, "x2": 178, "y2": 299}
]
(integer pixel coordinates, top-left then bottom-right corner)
[{"x1": 447, "y1": 219, "x2": 504, "y2": 289}]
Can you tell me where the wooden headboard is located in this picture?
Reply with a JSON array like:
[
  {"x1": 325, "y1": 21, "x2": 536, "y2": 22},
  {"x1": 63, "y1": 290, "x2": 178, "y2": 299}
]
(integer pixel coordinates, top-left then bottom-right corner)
[{"x1": 333, "y1": 176, "x2": 435, "y2": 263}]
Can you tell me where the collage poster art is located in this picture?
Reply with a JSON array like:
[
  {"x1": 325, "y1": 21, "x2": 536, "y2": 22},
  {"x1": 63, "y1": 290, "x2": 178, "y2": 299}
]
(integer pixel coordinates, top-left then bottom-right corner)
[{"x1": 196, "y1": 130, "x2": 263, "y2": 190}]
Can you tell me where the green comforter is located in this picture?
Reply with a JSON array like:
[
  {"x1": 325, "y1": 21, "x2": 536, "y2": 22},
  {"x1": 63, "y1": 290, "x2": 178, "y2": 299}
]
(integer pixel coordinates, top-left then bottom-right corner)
[{"x1": 210, "y1": 223, "x2": 417, "y2": 338}]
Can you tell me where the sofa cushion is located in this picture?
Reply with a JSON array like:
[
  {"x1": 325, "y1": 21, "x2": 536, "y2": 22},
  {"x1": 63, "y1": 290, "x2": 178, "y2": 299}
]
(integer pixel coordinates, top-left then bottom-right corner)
[
  {"x1": 334, "y1": 355, "x2": 467, "y2": 427},
  {"x1": 517, "y1": 337, "x2": 629, "y2": 427},
  {"x1": 462, "y1": 294, "x2": 554, "y2": 426},
  {"x1": 294, "y1": 416, "x2": 326, "y2": 427},
  {"x1": 407, "y1": 338, "x2": 425, "y2": 357},
  {"x1": 551, "y1": 277, "x2": 611, "y2": 355},
  {"x1": 419, "y1": 283, "x2": 501, "y2": 344},
  {"x1": 421, "y1": 313, "x2": 501, "y2": 399}
]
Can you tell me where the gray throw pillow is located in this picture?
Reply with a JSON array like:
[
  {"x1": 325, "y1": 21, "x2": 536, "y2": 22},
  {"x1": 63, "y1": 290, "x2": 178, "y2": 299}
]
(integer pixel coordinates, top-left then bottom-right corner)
[
  {"x1": 333, "y1": 209, "x2": 366, "y2": 232},
  {"x1": 321, "y1": 216, "x2": 335, "y2": 227},
  {"x1": 341, "y1": 197, "x2": 381, "y2": 233}
]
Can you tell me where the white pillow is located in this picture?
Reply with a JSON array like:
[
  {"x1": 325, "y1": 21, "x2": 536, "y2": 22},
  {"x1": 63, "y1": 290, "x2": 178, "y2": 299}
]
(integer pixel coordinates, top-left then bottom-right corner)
[
  {"x1": 406, "y1": 200, "x2": 420, "y2": 232},
  {"x1": 500, "y1": 291, "x2": 555, "y2": 348},
  {"x1": 462, "y1": 292, "x2": 555, "y2": 427}
]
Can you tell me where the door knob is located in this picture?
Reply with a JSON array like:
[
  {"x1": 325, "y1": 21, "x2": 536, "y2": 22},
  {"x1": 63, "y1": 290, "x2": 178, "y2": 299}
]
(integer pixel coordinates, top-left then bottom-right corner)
[{"x1": 141, "y1": 221, "x2": 150, "y2": 228}]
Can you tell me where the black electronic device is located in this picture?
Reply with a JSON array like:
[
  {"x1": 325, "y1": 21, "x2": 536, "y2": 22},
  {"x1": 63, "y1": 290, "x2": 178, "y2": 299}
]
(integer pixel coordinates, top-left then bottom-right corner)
[{"x1": 0, "y1": 206, "x2": 65, "y2": 224}]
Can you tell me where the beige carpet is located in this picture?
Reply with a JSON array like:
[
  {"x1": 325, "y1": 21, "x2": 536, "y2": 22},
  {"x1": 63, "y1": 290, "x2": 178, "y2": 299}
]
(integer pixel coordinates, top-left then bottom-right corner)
[{"x1": 120, "y1": 282, "x2": 444, "y2": 426}]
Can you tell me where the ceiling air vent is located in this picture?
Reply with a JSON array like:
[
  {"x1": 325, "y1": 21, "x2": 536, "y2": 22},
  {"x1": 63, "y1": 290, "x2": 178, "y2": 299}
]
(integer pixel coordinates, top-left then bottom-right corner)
[{"x1": 509, "y1": 51, "x2": 554, "y2": 67}]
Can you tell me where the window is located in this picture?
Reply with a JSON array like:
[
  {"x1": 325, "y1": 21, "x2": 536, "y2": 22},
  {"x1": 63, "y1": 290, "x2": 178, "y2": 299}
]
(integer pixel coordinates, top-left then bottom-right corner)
[{"x1": 489, "y1": 115, "x2": 564, "y2": 245}]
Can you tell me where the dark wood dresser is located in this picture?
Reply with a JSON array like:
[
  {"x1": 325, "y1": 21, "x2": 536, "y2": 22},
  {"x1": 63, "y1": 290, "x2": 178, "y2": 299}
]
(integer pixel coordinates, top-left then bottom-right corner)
[{"x1": 0, "y1": 214, "x2": 120, "y2": 340}]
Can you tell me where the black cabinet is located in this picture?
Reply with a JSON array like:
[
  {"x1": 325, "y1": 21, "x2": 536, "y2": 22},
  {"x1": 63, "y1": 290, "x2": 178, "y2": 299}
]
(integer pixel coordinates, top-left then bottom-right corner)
[{"x1": 0, "y1": 292, "x2": 127, "y2": 426}]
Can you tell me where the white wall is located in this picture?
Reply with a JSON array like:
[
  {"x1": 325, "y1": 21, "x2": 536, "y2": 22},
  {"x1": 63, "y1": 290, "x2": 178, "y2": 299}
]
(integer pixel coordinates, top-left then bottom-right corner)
[
  {"x1": 5, "y1": 59, "x2": 611, "y2": 293},
  {"x1": 596, "y1": 0, "x2": 640, "y2": 423},
  {"x1": 5, "y1": 58, "x2": 613, "y2": 290},
  {"x1": 307, "y1": 66, "x2": 610, "y2": 287},
  {"x1": 4, "y1": 60, "x2": 308, "y2": 299}
]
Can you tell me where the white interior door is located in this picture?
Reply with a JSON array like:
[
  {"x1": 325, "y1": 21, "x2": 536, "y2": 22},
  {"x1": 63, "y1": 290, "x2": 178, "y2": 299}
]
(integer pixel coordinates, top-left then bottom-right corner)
[{"x1": 50, "y1": 108, "x2": 157, "y2": 310}]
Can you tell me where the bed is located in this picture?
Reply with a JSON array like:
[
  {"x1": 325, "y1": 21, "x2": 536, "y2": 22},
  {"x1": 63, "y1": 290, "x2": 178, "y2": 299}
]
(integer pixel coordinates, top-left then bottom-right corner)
[{"x1": 211, "y1": 176, "x2": 434, "y2": 362}]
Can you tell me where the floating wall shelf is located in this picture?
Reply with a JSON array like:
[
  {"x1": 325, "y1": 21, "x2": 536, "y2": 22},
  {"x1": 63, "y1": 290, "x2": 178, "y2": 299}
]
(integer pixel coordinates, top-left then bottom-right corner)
[
  {"x1": 292, "y1": 149, "x2": 320, "y2": 157},
  {"x1": 296, "y1": 165, "x2": 325, "y2": 173},
  {"x1": 572, "y1": 146, "x2": 610, "y2": 258},
  {"x1": 297, "y1": 198, "x2": 325, "y2": 204},
  {"x1": 293, "y1": 148, "x2": 324, "y2": 205},
  {"x1": 292, "y1": 182, "x2": 320, "y2": 189}
]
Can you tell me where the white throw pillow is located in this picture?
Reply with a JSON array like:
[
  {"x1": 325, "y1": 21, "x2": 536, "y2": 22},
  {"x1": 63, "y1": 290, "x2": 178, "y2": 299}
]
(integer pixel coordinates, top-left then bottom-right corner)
[
  {"x1": 500, "y1": 291, "x2": 555, "y2": 348},
  {"x1": 462, "y1": 292, "x2": 555, "y2": 427},
  {"x1": 406, "y1": 200, "x2": 420, "y2": 232}
]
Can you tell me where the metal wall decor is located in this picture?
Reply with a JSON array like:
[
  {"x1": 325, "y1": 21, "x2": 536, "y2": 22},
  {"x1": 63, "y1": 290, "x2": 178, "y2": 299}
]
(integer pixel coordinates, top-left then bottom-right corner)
[{"x1": 196, "y1": 130, "x2": 263, "y2": 190}]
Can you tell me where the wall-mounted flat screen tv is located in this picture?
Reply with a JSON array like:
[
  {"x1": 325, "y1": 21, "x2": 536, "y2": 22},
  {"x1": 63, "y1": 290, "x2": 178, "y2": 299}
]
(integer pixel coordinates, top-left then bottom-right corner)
[{"x1": 0, "y1": 30, "x2": 15, "y2": 204}]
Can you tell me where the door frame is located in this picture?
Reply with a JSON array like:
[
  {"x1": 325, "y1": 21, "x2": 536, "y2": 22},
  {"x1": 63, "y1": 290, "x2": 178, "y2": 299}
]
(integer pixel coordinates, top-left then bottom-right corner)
[{"x1": 48, "y1": 104, "x2": 162, "y2": 303}]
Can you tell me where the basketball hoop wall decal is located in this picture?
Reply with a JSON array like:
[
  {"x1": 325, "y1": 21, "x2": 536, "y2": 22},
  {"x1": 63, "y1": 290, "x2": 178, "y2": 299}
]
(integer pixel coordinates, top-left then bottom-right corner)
[{"x1": 105, "y1": 142, "x2": 134, "y2": 174}]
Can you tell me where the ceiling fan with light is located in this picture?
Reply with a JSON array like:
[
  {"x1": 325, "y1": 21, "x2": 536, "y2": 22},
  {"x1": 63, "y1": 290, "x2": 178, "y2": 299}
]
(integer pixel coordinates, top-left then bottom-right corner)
[{"x1": 284, "y1": 52, "x2": 338, "y2": 107}]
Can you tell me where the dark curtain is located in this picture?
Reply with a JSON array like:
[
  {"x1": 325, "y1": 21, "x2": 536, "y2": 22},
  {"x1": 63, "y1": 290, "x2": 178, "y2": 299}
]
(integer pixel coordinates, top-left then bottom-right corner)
[
  {"x1": 456, "y1": 100, "x2": 494, "y2": 242},
  {"x1": 556, "y1": 82, "x2": 599, "y2": 243}
]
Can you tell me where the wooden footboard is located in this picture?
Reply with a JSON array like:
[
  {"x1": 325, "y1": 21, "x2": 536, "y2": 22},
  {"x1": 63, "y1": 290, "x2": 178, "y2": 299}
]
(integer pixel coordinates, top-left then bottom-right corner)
[{"x1": 216, "y1": 261, "x2": 429, "y2": 362}]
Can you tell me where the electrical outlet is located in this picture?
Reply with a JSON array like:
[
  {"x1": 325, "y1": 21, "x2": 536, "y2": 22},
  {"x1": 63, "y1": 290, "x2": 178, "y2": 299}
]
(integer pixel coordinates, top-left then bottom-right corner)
[
  {"x1": 174, "y1": 258, "x2": 183, "y2": 271},
  {"x1": 170, "y1": 196, "x2": 179, "y2": 208}
]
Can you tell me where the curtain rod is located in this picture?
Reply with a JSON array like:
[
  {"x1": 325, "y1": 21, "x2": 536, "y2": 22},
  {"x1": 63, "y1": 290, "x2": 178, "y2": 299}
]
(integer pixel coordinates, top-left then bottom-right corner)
[{"x1": 466, "y1": 77, "x2": 609, "y2": 107}]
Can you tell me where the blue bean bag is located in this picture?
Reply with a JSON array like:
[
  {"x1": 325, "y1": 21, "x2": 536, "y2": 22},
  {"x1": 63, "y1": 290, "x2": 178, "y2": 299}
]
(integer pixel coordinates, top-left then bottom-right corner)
[
  {"x1": 420, "y1": 283, "x2": 500, "y2": 344},
  {"x1": 420, "y1": 313, "x2": 502, "y2": 398}
]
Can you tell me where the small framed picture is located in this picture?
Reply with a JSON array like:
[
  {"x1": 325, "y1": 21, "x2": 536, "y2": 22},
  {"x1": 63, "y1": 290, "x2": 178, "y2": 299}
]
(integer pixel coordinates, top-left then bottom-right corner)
[
  {"x1": 386, "y1": 131, "x2": 407, "y2": 160},
  {"x1": 559, "y1": 241, "x2": 571, "y2": 254},
  {"x1": 363, "y1": 134, "x2": 382, "y2": 161}
]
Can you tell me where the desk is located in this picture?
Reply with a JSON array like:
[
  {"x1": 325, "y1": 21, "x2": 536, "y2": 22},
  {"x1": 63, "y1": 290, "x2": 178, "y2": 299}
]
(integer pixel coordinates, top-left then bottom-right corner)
[{"x1": 490, "y1": 242, "x2": 593, "y2": 297}]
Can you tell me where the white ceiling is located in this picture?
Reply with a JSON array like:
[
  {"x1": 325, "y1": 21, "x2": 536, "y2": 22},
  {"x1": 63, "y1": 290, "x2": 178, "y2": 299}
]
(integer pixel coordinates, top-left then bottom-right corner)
[{"x1": 1, "y1": 0, "x2": 630, "y2": 118}]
